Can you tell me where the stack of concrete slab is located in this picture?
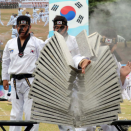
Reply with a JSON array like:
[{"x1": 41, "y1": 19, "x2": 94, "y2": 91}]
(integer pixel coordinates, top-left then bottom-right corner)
[
  {"x1": 75, "y1": 46, "x2": 122, "y2": 127},
  {"x1": 28, "y1": 31, "x2": 76, "y2": 126},
  {"x1": 28, "y1": 30, "x2": 122, "y2": 128}
]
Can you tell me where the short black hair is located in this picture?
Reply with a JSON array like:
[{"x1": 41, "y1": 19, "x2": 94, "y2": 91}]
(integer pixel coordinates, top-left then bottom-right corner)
[
  {"x1": 101, "y1": 28, "x2": 117, "y2": 39},
  {"x1": 53, "y1": 15, "x2": 67, "y2": 26}
]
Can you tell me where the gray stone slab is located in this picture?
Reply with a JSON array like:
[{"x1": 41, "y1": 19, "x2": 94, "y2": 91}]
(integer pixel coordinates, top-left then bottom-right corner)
[
  {"x1": 88, "y1": 32, "x2": 101, "y2": 57},
  {"x1": 32, "y1": 102, "x2": 73, "y2": 117},
  {"x1": 81, "y1": 104, "x2": 120, "y2": 118},
  {"x1": 54, "y1": 32, "x2": 74, "y2": 67},
  {"x1": 29, "y1": 84, "x2": 70, "y2": 107},
  {"x1": 76, "y1": 30, "x2": 94, "y2": 58},
  {"x1": 84, "y1": 99, "x2": 122, "y2": 114}
]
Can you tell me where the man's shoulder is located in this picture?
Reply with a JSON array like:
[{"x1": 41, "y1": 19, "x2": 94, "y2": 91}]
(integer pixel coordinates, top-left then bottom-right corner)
[
  {"x1": 67, "y1": 35, "x2": 76, "y2": 42},
  {"x1": 68, "y1": 35, "x2": 76, "y2": 40},
  {"x1": 8, "y1": 37, "x2": 17, "y2": 43},
  {"x1": 44, "y1": 37, "x2": 51, "y2": 44},
  {"x1": 5, "y1": 37, "x2": 17, "y2": 47},
  {"x1": 30, "y1": 36, "x2": 44, "y2": 43}
]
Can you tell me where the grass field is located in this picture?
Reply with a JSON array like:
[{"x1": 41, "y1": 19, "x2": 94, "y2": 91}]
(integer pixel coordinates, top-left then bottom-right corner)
[
  {"x1": 0, "y1": 100, "x2": 131, "y2": 131},
  {"x1": 0, "y1": 8, "x2": 49, "y2": 50}
]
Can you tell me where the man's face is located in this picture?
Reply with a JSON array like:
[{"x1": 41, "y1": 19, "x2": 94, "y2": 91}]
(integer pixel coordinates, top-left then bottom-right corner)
[
  {"x1": 53, "y1": 24, "x2": 68, "y2": 36},
  {"x1": 16, "y1": 24, "x2": 31, "y2": 37}
]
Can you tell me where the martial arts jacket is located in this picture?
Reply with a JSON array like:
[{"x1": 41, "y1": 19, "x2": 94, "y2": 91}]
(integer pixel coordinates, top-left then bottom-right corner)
[
  {"x1": 11, "y1": 29, "x2": 18, "y2": 38},
  {"x1": 2, "y1": 35, "x2": 45, "y2": 80},
  {"x1": 18, "y1": 9, "x2": 24, "y2": 16}
]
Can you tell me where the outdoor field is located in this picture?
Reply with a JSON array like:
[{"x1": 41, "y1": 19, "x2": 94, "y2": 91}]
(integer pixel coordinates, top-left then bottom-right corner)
[
  {"x1": 0, "y1": 8, "x2": 49, "y2": 50},
  {"x1": 0, "y1": 100, "x2": 131, "y2": 131}
]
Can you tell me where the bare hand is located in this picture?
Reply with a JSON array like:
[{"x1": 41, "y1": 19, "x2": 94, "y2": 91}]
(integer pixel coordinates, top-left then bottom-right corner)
[
  {"x1": 3, "y1": 80, "x2": 9, "y2": 90},
  {"x1": 120, "y1": 62, "x2": 131, "y2": 85},
  {"x1": 81, "y1": 59, "x2": 91, "y2": 74}
]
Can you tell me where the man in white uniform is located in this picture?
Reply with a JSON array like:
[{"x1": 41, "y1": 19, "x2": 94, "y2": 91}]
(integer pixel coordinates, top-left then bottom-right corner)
[
  {"x1": 18, "y1": 8, "x2": 25, "y2": 16},
  {"x1": 44, "y1": 5, "x2": 49, "y2": 14},
  {"x1": 25, "y1": 11, "x2": 32, "y2": 23},
  {"x1": 43, "y1": 12, "x2": 49, "y2": 27},
  {"x1": 7, "y1": 13, "x2": 14, "y2": 26},
  {"x1": 0, "y1": 11, "x2": 4, "y2": 26},
  {"x1": 32, "y1": 7, "x2": 39, "y2": 24},
  {"x1": 9, "y1": 14, "x2": 18, "y2": 26},
  {"x1": 45, "y1": 15, "x2": 94, "y2": 131},
  {"x1": 42, "y1": 5, "x2": 49, "y2": 23},
  {"x1": 2, "y1": 15, "x2": 45, "y2": 131},
  {"x1": 11, "y1": 25, "x2": 18, "y2": 38},
  {"x1": 38, "y1": 10, "x2": 44, "y2": 21},
  {"x1": 100, "y1": 28, "x2": 131, "y2": 131},
  {"x1": 127, "y1": 73, "x2": 131, "y2": 99}
]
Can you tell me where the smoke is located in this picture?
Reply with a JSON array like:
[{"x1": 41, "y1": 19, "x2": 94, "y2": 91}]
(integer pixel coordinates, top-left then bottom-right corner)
[{"x1": 89, "y1": 0, "x2": 131, "y2": 40}]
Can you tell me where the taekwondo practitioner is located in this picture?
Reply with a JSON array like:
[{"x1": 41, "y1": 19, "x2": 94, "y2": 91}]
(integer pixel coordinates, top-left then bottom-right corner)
[
  {"x1": 100, "y1": 28, "x2": 131, "y2": 131},
  {"x1": 32, "y1": 7, "x2": 39, "y2": 24},
  {"x1": 18, "y1": 8, "x2": 25, "y2": 16},
  {"x1": 43, "y1": 12, "x2": 49, "y2": 27},
  {"x1": 25, "y1": 11, "x2": 32, "y2": 23},
  {"x1": 121, "y1": 75, "x2": 130, "y2": 100},
  {"x1": 0, "y1": 10, "x2": 4, "y2": 26},
  {"x1": 9, "y1": 14, "x2": 18, "y2": 26},
  {"x1": 2, "y1": 15, "x2": 45, "y2": 131},
  {"x1": 11, "y1": 25, "x2": 18, "y2": 38},
  {"x1": 7, "y1": 13, "x2": 14, "y2": 26},
  {"x1": 44, "y1": 4, "x2": 49, "y2": 14},
  {"x1": 127, "y1": 73, "x2": 131, "y2": 99},
  {"x1": 45, "y1": 15, "x2": 95, "y2": 131},
  {"x1": 38, "y1": 10, "x2": 44, "y2": 21},
  {"x1": 42, "y1": 5, "x2": 49, "y2": 23},
  {"x1": 25, "y1": 11, "x2": 28, "y2": 16}
]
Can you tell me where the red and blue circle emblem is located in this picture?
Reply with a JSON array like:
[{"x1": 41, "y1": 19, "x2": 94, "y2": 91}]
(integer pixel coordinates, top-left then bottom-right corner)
[{"x1": 60, "y1": 6, "x2": 76, "y2": 21}]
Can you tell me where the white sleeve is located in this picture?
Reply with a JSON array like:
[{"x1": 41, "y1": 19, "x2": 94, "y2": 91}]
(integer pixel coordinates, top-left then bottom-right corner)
[
  {"x1": 2, "y1": 42, "x2": 10, "y2": 80},
  {"x1": 71, "y1": 37, "x2": 87, "y2": 69},
  {"x1": 117, "y1": 62, "x2": 128, "y2": 90},
  {"x1": 35, "y1": 38, "x2": 46, "y2": 58}
]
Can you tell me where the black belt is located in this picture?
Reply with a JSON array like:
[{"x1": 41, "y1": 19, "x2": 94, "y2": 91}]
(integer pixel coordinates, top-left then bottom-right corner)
[{"x1": 12, "y1": 74, "x2": 33, "y2": 99}]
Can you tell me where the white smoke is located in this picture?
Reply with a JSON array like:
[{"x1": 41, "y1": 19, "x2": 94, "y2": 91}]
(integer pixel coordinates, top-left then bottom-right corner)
[{"x1": 89, "y1": 0, "x2": 131, "y2": 40}]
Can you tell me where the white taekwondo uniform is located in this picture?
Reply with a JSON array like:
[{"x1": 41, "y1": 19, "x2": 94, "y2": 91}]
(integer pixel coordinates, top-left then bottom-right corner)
[
  {"x1": 44, "y1": 6, "x2": 49, "y2": 13},
  {"x1": 45, "y1": 34, "x2": 96, "y2": 131},
  {"x1": 2, "y1": 35, "x2": 45, "y2": 131},
  {"x1": 43, "y1": 12, "x2": 49, "y2": 27},
  {"x1": 101, "y1": 56, "x2": 129, "y2": 131},
  {"x1": 127, "y1": 73, "x2": 131, "y2": 99},
  {"x1": 32, "y1": 9, "x2": 39, "y2": 24},
  {"x1": 18, "y1": 9, "x2": 24, "y2": 16},
  {"x1": 7, "y1": 15, "x2": 14, "y2": 26},
  {"x1": 9, "y1": 16, "x2": 18, "y2": 26},
  {"x1": 11, "y1": 28, "x2": 18, "y2": 38},
  {"x1": 38, "y1": 12, "x2": 44, "y2": 21}
]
